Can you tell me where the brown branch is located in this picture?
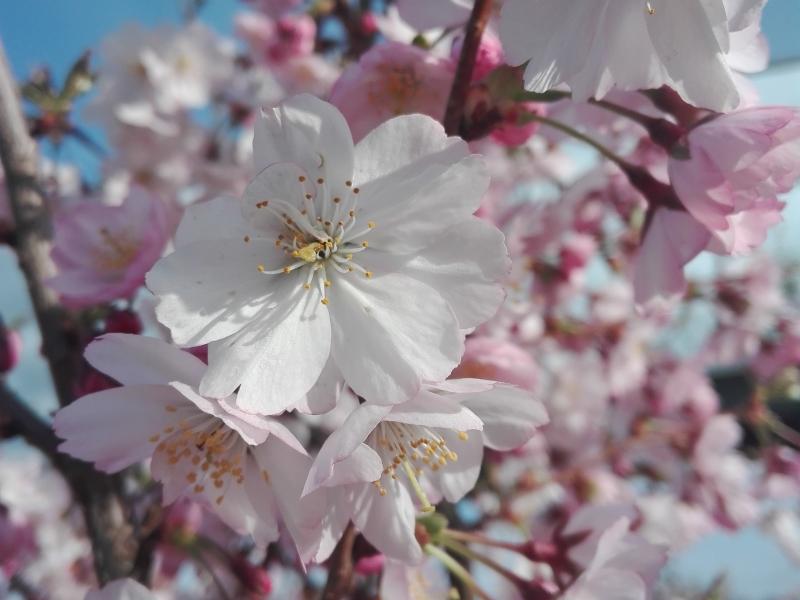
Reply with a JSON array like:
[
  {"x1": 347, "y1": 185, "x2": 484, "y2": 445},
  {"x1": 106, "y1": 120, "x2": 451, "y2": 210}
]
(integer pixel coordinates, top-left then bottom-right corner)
[
  {"x1": 0, "y1": 41, "x2": 141, "y2": 584},
  {"x1": 443, "y1": 0, "x2": 494, "y2": 135},
  {"x1": 0, "y1": 41, "x2": 79, "y2": 409},
  {"x1": 321, "y1": 522, "x2": 357, "y2": 600}
]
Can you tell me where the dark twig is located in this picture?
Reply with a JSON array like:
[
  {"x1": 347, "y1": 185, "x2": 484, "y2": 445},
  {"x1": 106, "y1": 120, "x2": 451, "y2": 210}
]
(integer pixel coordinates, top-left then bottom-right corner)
[
  {"x1": 321, "y1": 522, "x2": 357, "y2": 600},
  {"x1": 0, "y1": 41, "x2": 139, "y2": 584},
  {"x1": 443, "y1": 0, "x2": 494, "y2": 135}
]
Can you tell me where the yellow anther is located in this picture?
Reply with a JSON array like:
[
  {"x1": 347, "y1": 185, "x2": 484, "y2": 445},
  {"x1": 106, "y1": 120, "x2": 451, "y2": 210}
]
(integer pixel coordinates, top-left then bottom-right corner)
[
  {"x1": 317, "y1": 177, "x2": 324, "y2": 184},
  {"x1": 321, "y1": 297, "x2": 330, "y2": 305},
  {"x1": 256, "y1": 200, "x2": 269, "y2": 208},
  {"x1": 298, "y1": 175, "x2": 306, "y2": 182},
  {"x1": 458, "y1": 431, "x2": 469, "y2": 441},
  {"x1": 368, "y1": 221, "x2": 376, "y2": 229},
  {"x1": 295, "y1": 242, "x2": 324, "y2": 263},
  {"x1": 345, "y1": 180, "x2": 352, "y2": 187},
  {"x1": 261, "y1": 469, "x2": 270, "y2": 482},
  {"x1": 364, "y1": 271, "x2": 373, "y2": 279},
  {"x1": 148, "y1": 435, "x2": 160, "y2": 443},
  {"x1": 257, "y1": 264, "x2": 265, "y2": 273},
  {"x1": 353, "y1": 187, "x2": 360, "y2": 194},
  {"x1": 165, "y1": 405, "x2": 177, "y2": 413},
  {"x1": 243, "y1": 235, "x2": 251, "y2": 243},
  {"x1": 333, "y1": 197, "x2": 341, "y2": 204},
  {"x1": 194, "y1": 484, "x2": 205, "y2": 493},
  {"x1": 282, "y1": 266, "x2": 292, "y2": 274},
  {"x1": 303, "y1": 283, "x2": 311, "y2": 290},
  {"x1": 361, "y1": 241, "x2": 369, "y2": 248}
]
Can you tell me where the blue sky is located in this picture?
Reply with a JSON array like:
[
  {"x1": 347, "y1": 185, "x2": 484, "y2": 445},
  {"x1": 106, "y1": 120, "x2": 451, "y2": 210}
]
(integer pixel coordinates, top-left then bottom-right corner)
[{"x1": 1, "y1": 2, "x2": 800, "y2": 598}]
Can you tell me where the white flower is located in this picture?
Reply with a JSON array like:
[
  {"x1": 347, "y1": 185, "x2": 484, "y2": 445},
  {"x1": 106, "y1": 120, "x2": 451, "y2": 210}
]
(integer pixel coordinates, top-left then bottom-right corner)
[
  {"x1": 303, "y1": 380, "x2": 547, "y2": 563},
  {"x1": 147, "y1": 94, "x2": 508, "y2": 414},
  {"x1": 53, "y1": 334, "x2": 326, "y2": 562},
  {"x1": 500, "y1": 0, "x2": 766, "y2": 111},
  {"x1": 87, "y1": 23, "x2": 233, "y2": 132}
]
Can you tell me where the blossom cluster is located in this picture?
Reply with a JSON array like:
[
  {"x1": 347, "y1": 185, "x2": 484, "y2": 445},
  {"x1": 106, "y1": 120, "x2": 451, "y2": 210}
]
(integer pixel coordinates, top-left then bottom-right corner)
[{"x1": 2, "y1": 0, "x2": 800, "y2": 599}]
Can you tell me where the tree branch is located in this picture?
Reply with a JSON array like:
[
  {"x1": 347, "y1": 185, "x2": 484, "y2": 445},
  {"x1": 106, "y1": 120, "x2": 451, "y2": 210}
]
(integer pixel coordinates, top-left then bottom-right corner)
[
  {"x1": 0, "y1": 41, "x2": 79, "y2": 409},
  {"x1": 443, "y1": 0, "x2": 494, "y2": 135},
  {"x1": 321, "y1": 522, "x2": 357, "y2": 600},
  {"x1": 0, "y1": 41, "x2": 140, "y2": 584}
]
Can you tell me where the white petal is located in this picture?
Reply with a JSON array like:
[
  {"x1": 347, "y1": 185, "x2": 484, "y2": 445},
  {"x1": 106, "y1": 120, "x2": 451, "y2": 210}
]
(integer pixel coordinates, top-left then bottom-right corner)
[
  {"x1": 85, "y1": 333, "x2": 206, "y2": 387},
  {"x1": 54, "y1": 384, "x2": 186, "y2": 473},
  {"x1": 398, "y1": 217, "x2": 509, "y2": 328},
  {"x1": 294, "y1": 356, "x2": 344, "y2": 415},
  {"x1": 323, "y1": 444, "x2": 385, "y2": 488},
  {"x1": 357, "y1": 156, "x2": 490, "y2": 255},
  {"x1": 253, "y1": 437, "x2": 328, "y2": 563},
  {"x1": 457, "y1": 383, "x2": 548, "y2": 451},
  {"x1": 175, "y1": 195, "x2": 253, "y2": 247},
  {"x1": 329, "y1": 273, "x2": 464, "y2": 405},
  {"x1": 353, "y1": 480, "x2": 424, "y2": 564},
  {"x1": 353, "y1": 114, "x2": 468, "y2": 187},
  {"x1": 203, "y1": 284, "x2": 331, "y2": 414},
  {"x1": 386, "y1": 390, "x2": 483, "y2": 431},
  {"x1": 425, "y1": 429, "x2": 483, "y2": 503},
  {"x1": 304, "y1": 403, "x2": 391, "y2": 494},
  {"x1": 254, "y1": 94, "x2": 354, "y2": 197},
  {"x1": 147, "y1": 238, "x2": 285, "y2": 346}
]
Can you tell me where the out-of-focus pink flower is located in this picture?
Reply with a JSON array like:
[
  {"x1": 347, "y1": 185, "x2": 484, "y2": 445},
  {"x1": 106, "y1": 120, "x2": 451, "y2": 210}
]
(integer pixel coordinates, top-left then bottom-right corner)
[
  {"x1": 0, "y1": 320, "x2": 22, "y2": 375},
  {"x1": 354, "y1": 552, "x2": 385, "y2": 576},
  {"x1": 0, "y1": 510, "x2": 36, "y2": 577},
  {"x1": 452, "y1": 337, "x2": 538, "y2": 391},
  {"x1": 248, "y1": 0, "x2": 301, "y2": 18},
  {"x1": 670, "y1": 107, "x2": 800, "y2": 256},
  {"x1": 49, "y1": 187, "x2": 171, "y2": 308},
  {"x1": 269, "y1": 14, "x2": 315, "y2": 62},
  {"x1": 230, "y1": 556, "x2": 273, "y2": 598},
  {"x1": 491, "y1": 102, "x2": 545, "y2": 147},
  {"x1": 451, "y1": 30, "x2": 504, "y2": 82},
  {"x1": 329, "y1": 42, "x2": 453, "y2": 141},
  {"x1": 0, "y1": 166, "x2": 13, "y2": 237},
  {"x1": 561, "y1": 507, "x2": 667, "y2": 600}
]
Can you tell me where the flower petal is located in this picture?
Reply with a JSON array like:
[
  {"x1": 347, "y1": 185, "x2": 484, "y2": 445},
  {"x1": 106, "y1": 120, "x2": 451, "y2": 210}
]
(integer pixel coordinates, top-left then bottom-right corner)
[
  {"x1": 54, "y1": 384, "x2": 186, "y2": 473},
  {"x1": 85, "y1": 333, "x2": 206, "y2": 387},
  {"x1": 328, "y1": 273, "x2": 464, "y2": 405}
]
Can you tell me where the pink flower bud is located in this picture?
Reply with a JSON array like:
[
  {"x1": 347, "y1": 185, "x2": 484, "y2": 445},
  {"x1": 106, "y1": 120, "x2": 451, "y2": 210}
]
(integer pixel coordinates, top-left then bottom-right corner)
[{"x1": 0, "y1": 326, "x2": 22, "y2": 375}]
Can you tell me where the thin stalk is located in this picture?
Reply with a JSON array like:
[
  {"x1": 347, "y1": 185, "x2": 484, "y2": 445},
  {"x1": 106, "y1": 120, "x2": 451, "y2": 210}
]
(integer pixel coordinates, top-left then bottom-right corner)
[
  {"x1": 443, "y1": 528, "x2": 524, "y2": 552},
  {"x1": 439, "y1": 537, "x2": 528, "y2": 589},
  {"x1": 425, "y1": 544, "x2": 492, "y2": 600}
]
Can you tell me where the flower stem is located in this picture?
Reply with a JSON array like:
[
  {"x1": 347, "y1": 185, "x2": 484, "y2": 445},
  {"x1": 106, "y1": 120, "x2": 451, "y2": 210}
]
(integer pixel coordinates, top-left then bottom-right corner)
[
  {"x1": 425, "y1": 544, "x2": 492, "y2": 600},
  {"x1": 443, "y1": 528, "x2": 525, "y2": 552},
  {"x1": 443, "y1": 0, "x2": 494, "y2": 135},
  {"x1": 439, "y1": 536, "x2": 529, "y2": 589},
  {"x1": 523, "y1": 113, "x2": 632, "y2": 168},
  {"x1": 402, "y1": 459, "x2": 435, "y2": 513}
]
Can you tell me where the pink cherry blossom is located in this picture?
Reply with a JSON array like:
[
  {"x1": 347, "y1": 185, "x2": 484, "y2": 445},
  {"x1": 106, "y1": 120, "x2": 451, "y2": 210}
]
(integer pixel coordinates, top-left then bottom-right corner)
[
  {"x1": 86, "y1": 579, "x2": 156, "y2": 600},
  {"x1": 48, "y1": 187, "x2": 171, "y2": 308},
  {"x1": 53, "y1": 334, "x2": 327, "y2": 561},
  {"x1": 670, "y1": 107, "x2": 800, "y2": 256},
  {"x1": 452, "y1": 337, "x2": 539, "y2": 391},
  {"x1": 329, "y1": 42, "x2": 454, "y2": 142},
  {"x1": 304, "y1": 380, "x2": 547, "y2": 563}
]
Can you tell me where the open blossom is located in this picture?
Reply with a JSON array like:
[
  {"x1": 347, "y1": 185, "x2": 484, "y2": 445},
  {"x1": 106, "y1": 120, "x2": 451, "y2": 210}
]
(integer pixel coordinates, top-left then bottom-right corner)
[
  {"x1": 49, "y1": 187, "x2": 171, "y2": 308},
  {"x1": 87, "y1": 23, "x2": 233, "y2": 132},
  {"x1": 562, "y1": 516, "x2": 667, "y2": 600},
  {"x1": 148, "y1": 94, "x2": 508, "y2": 414},
  {"x1": 304, "y1": 380, "x2": 547, "y2": 563},
  {"x1": 500, "y1": 0, "x2": 766, "y2": 111},
  {"x1": 53, "y1": 334, "x2": 327, "y2": 561},
  {"x1": 670, "y1": 107, "x2": 800, "y2": 255},
  {"x1": 330, "y1": 42, "x2": 454, "y2": 142}
]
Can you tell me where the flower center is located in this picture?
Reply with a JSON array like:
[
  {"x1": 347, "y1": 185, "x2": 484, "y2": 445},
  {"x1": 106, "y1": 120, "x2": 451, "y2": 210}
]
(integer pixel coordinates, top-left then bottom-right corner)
[
  {"x1": 368, "y1": 422, "x2": 468, "y2": 511},
  {"x1": 148, "y1": 404, "x2": 268, "y2": 508},
  {"x1": 92, "y1": 227, "x2": 139, "y2": 272},
  {"x1": 251, "y1": 176, "x2": 377, "y2": 305}
]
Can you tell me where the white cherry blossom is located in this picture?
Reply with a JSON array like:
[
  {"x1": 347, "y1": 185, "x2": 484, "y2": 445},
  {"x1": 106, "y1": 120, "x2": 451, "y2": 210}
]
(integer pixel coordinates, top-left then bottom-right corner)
[
  {"x1": 53, "y1": 334, "x2": 327, "y2": 562},
  {"x1": 303, "y1": 380, "x2": 548, "y2": 563},
  {"x1": 147, "y1": 94, "x2": 508, "y2": 414},
  {"x1": 500, "y1": 0, "x2": 767, "y2": 111}
]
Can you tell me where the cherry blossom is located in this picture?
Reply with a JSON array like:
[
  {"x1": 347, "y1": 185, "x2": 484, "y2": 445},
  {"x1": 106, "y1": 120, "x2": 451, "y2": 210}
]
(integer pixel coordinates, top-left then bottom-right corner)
[
  {"x1": 48, "y1": 187, "x2": 171, "y2": 308},
  {"x1": 304, "y1": 380, "x2": 547, "y2": 563},
  {"x1": 53, "y1": 334, "x2": 327, "y2": 561},
  {"x1": 500, "y1": 0, "x2": 766, "y2": 111},
  {"x1": 148, "y1": 94, "x2": 508, "y2": 414}
]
